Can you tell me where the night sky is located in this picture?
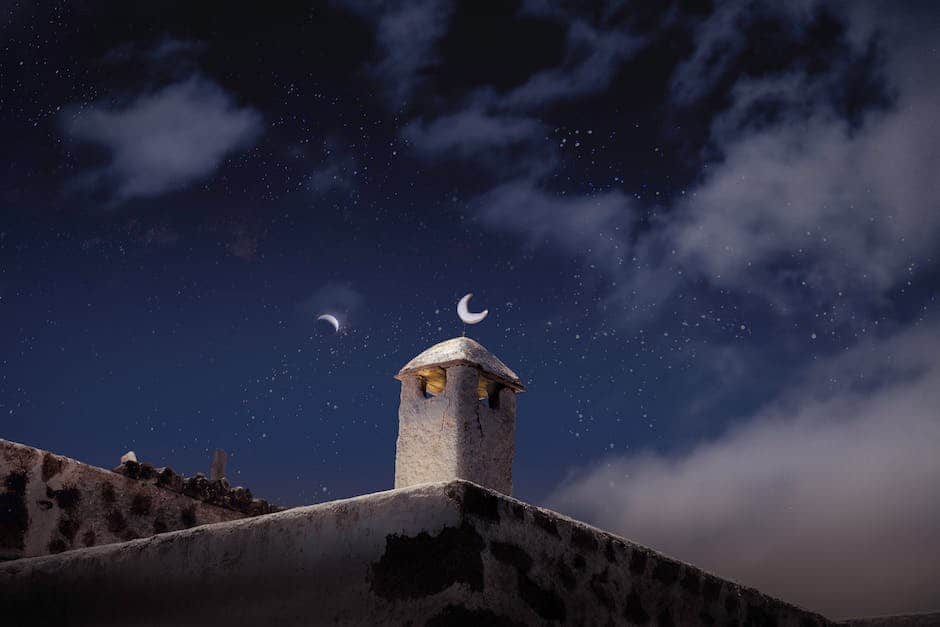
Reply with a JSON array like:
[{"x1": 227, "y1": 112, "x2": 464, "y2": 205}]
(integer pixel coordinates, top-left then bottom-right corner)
[{"x1": 2, "y1": 1, "x2": 939, "y2": 617}]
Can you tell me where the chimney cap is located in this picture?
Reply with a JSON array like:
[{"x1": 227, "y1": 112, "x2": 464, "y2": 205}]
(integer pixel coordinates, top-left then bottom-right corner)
[{"x1": 395, "y1": 337, "x2": 525, "y2": 392}]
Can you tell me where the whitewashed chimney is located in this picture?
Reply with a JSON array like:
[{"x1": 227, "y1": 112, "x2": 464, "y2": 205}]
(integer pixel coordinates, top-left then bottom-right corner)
[{"x1": 394, "y1": 337, "x2": 524, "y2": 495}]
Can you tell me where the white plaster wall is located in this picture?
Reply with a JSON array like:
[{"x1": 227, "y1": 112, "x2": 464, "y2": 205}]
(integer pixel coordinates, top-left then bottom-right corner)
[
  {"x1": 1, "y1": 483, "x2": 468, "y2": 626},
  {"x1": 0, "y1": 480, "x2": 835, "y2": 627},
  {"x1": 394, "y1": 365, "x2": 515, "y2": 494}
]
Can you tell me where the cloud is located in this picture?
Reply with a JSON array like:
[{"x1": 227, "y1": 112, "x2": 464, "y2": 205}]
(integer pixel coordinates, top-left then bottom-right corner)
[
  {"x1": 147, "y1": 37, "x2": 206, "y2": 62},
  {"x1": 307, "y1": 144, "x2": 360, "y2": 195},
  {"x1": 665, "y1": 2, "x2": 940, "y2": 305},
  {"x1": 339, "y1": 0, "x2": 453, "y2": 106},
  {"x1": 478, "y1": 180, "x2": 634, "y2": 273},
  {"x1": 226, "y1": 229, "x2": 261, "y2": 261},
  {"x1": 669, "y1": 2, "x2": 820, "y2": 106},
  {"x1": 303, "y1": 281, "x2": 364, "y2": 319},
  {"x1": 402, "y1": 109, "x2": 541, "y2": 158},
  {"x1": 547, "y1": 320, "x2": 940, "y2": 619},
  {"x1": 502, "y1": 20, "x2": 643, "y2": 110},
  {"x1": 62, "y1": 75, "x2": 263, "y2": 205}
]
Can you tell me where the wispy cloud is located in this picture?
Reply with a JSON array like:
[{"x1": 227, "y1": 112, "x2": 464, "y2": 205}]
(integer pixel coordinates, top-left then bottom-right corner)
[
  {"x1": 664, "y1": 2, "x2": 940, "y2": 305},
  {"x1": 502, "y1": 20, "x2": 643, "y2": 110},
  {"x1": 62, "y1": 75, "x2": 263, "y2": 205},
  {"x1": 547, "y1": 319, "x2": 940, "y2": 619},
  {"x1": 338, "y1": 0, "x2": 453, "y2": 107},
  {"x1": 402, "y1": 109, "x2": 541, "y2": 159},
  {"x1": 478, "y1": 180, "x2": 634, "y2": 274},
  {"x1": 303, "y1": 281, "x2": 364, "y2": 320}
]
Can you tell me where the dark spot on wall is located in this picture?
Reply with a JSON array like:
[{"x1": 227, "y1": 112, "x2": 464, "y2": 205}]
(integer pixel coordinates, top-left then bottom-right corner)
[
  {"x1": 6, "y1": 471, "x2": 27, "y2": 496},
  {"x1": 725, "y1": 592, "x2": 740, "y2": 613},
  {"x1": 47, "y1": 538, "x2": 67, "y2": 554},
  {"x1": 510, "y1": 503, "x2": 525, "y2": 520},
  {"x1": 570, "y1": 525, "x2": 598, "y2": 552},
  {"x1": 371, "y1": 523, "x2": 484, "y2": 600},
  {"x1": 130, "y1": 493, "x2": 152, "y2": 516},
  {"x1": 490, "y1": 541, "x2": 532, "y2": 573},
  {"x1": 699, "y1": 612, "x2": 716, "y2": 625},
  {"x1": 122, "y1": 460, "x2": 141, "y2": 479},
  {"x1": 657, "y1": 608, "x2": 676, "y2": 627},
  {"x1": 623, "y1": 591, "x2": 650, "y2": 624},
  {"x1": 572, "y1": 554, "x2": 587, "y2": 571},
  {"x1": 100, "y1": 482, "x2": 116, "y2": 504},
  {"x1": 556, "y1": 559, "x2": 576, "y2": 591},
  {"x1": 180, "y1": 505, "x2": 197, "y2": 528},
  {"x1": 153, "y1": 519, "x2": 168, "y2": 534},
  {"x1": 532, "y1": 509, "x2": 559, "y2": 537},
  {"x1": 605, "y1": 538, "x2": 619, "y2": 563},
  {"x1": 36, "y1": 500, "x2": 52, "y2": 510},
  {"x1": 58, "y1": 517, "x2": 79, "y2": 541},
  {"x1": 122, "y1": 529, "x2": 140, "y2": 542},
  {"x1": 53, "y1": 486, "x2": 80, "y2": 510},
  {"x1": 138, "y1": 463, "x2": 156, "y2": 480},
  {"x1": 702, "y1": 576, "x2": 721, "y2": 604},
  {"x1": 681, "y1": 569, "x2": 700, "y2": 594},
  {"x1": 426, "y1": 604, "x2": 524, "y2": 627},
  {"x1": 629, "y1": 550, "x2": 648, "y2": 575},
  {"x1": 518, "y1": 572, "x2": 566, "y2": 622},
  {"x1": 106, "y1": 510, "x2": 127, "y2": 533},
  {"x1": 41, "y1": 453, "x2": 64, "y2": 481},
  {"x1": 590, "y1": 569, "x2": 615, "y2": 610},
  {"x1": 747, "y1": 604, "x2": 778, "y2": 627},
  {"x1": 652, "y1": 559, "x2": 680, "y2": 587},
  {"x1": 458, "y1": 483, "x2": 500, "y2": 523},
  {"x1": 82, "y1": 530, "x2": 96, "y2": 547},
  {"x1": 0, "y1": 474, "x2": 28, "y2": 551}
]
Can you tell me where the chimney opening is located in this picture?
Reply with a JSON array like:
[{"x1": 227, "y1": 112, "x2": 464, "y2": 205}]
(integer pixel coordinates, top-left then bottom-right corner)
[
  {"x1": 484, "y1": 381, "x2": 503, "y2": 409},
  {"x1": 419, "y1": 370, "x2": 445, "y2": 399}
]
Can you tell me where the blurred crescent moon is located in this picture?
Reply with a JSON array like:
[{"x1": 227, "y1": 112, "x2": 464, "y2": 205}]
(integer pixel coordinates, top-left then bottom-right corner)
[
  {"x1": 317, "y1": 314, "x2": 340, "y2": 332},
  {"x1": 457, "y1": 293, "x2": 488, "y2": 325}
]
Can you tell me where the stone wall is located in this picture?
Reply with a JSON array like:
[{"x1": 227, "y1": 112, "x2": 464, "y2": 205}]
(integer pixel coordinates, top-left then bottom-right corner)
[
  {"x1": 0, "y1": 439, "x2": 247, "y2": 560},
  {"x1": 0, "y1": 480, "x2": 834, "y2": 626}
]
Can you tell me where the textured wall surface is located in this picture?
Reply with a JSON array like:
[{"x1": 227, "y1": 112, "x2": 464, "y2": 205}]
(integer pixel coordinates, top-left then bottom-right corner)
[
  {"x1": 0, "y1": 480, "x2": 834, "y2": 626},
  {"x1": 841, "y1": 614, "x2": 940, "y2": 626},
  {"x1": 0, "y1": 439, "x2": 245, "y2": 560},
  {"x1": 395, "y1": 365, "x2": 516, "y2": 494}
]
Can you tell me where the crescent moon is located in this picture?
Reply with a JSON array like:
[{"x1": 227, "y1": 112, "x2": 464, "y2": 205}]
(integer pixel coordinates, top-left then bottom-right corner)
[
  {"x1": 457, "y1": 293, "x2": 488, "y2": 325},
  {"x1": 317, "y1": 314, "x2": 340, "y2": 332}
]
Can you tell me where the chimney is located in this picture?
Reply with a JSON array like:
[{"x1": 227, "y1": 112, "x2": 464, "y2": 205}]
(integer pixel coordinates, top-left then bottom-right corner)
[{"x1": 393, "y1": 336, "x2": 524, "y2": 495}]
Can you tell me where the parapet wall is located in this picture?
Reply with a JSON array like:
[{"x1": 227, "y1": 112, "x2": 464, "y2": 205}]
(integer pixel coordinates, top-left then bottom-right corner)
[
  {"x1": 0, "y1": 480, "x2": 834, "y2": 626},
  {"x1": 0, "y1": 439, "x2": 247, "y2": 559}
]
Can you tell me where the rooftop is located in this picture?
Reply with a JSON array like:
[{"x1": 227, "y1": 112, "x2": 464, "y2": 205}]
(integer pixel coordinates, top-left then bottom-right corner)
[
  {"x1": 395, "y1": 336, "x2": 524, "y2": 394},
  {"x1": 0, "y1": 480, "x2": 834, "y2": 626}
]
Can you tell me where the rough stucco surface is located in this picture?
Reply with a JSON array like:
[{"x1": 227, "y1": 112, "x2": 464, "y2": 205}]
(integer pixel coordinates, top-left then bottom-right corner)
[
  {"x1": 0, "y1": 439, "x2": 245, "y2": 560},
  {"x1": 0, "y1": 480, "x2": 833, "y2": 626},
  {"x1": 396, "y1": 365, "x2": 516, "y2": 494},
  {"x1": 840, "y1": 614, "x2": 940, "y2": 626}
]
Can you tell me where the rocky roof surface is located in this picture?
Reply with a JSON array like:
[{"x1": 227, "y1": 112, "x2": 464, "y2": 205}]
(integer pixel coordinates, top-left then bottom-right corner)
[{"x1": 112, "y1": 459, "x2": 279, "y2": 516}]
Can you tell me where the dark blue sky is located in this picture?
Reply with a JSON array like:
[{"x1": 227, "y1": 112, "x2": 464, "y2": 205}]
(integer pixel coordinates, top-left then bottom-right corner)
[{"x1": 2, "y1": 2, "x2": 939, "y2": 615}]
